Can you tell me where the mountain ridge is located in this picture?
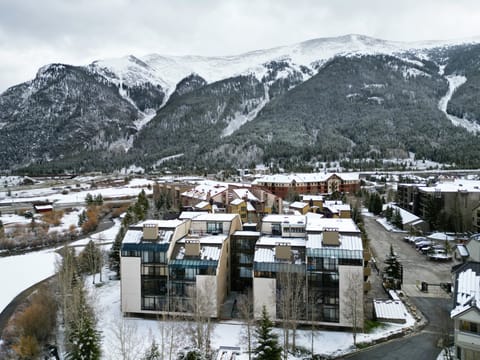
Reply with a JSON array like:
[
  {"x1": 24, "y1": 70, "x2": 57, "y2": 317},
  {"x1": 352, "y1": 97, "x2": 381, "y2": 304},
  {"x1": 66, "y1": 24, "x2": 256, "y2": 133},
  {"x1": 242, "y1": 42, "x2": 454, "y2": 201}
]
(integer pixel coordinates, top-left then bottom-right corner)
[{"x1": 2, "y1": 34, "x2": 480, "y2": 173}]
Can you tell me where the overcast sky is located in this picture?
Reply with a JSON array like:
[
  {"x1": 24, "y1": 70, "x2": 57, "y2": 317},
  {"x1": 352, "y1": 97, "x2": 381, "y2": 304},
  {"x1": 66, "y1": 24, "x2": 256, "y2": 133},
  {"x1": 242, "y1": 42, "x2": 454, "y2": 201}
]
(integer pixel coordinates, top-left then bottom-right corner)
[{"x1": 0, "y1": 0, "x2": 479, "y2": 92}]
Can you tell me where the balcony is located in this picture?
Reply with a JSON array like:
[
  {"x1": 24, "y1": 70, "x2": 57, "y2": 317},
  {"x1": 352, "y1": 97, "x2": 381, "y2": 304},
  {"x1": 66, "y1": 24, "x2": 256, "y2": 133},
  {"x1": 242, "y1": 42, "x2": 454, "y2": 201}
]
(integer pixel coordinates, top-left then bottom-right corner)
[{"x1": 456, "y1": 330, "x2": 480, "y2": 351}]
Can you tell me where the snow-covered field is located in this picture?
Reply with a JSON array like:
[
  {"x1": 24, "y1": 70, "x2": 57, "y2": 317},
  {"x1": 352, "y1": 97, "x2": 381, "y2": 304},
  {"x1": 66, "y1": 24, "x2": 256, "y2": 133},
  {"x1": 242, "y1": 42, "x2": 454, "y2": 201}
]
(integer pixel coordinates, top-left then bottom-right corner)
[
  {"x1": 0, "y1": 178, "x2": 153, "y2": 205},
  {"x1": 0, "y1": 249, "x2": 58, "y2": 313}
]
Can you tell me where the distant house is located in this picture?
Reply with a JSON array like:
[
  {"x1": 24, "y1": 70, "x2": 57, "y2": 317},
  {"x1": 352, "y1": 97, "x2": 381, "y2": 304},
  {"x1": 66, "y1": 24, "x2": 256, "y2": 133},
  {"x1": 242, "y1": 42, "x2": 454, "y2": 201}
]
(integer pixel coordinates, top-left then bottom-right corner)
[
  {"x1": 323, "y1": 200, "x2": 351, "y2": 218},
  {"x1": 33, "y1": 204, "x2": 53, "y2": 213},
  {"x1": 289, "y1": 201, "x2": 310, "y2": 215}
]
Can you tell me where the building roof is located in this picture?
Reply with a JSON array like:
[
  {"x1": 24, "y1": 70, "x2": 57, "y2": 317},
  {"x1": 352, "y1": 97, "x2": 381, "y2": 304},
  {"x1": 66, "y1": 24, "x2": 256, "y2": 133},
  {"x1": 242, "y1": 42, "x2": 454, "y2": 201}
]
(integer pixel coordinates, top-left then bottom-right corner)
[
  {"x1": 290, "y1": 201, "x2": 309, "y2": 209},
  {"x1": 191, "y1": 213, "x2": 239, "y2": 222},
  {"x1": 122, "y1": 230, "x2": 143, "y2": 244},
  {"x1": 451, "y1": 263, "x2": 480, "y2": 318},
  {"x1": 420, "y1": 179, "x2": 480, "y2": 194},
  {"x1": 195, "y1": 201, "x2": 211, "y2": 209},
  {"x1": 181, "y1": 180, "x2": 228, "y2": 200},
  {"x1": 232, "y1": 188, "x2": 259, "y2": 202},
  {"x1": 306, "y1": 234, "x2": 363, "y2": 251},
  {"x1": 301, "y1": 195, "x2": 324, "y2": 201},
  {"x1": 373, "y1": 300, "x2": 408, "y2": 322},
  {"x1": 305, "y1": 215, "x2": 360, "y2": 233},
  {"x1": 427, "y1": 232, "x2": 456, "y2": 242},
  {"x1": 382, "y1": 203, "x2": 420, "y2": 225},
  {"x1": 262, "y1": 214, "x2": 306, "y2": 225},
  {"x1": 247, "y1": 202, "x2": 256, "y2": 212},
  {"x1": 252, "y1": 172, "x2": 360, "y2": 185},
  {"x1": 256, "y1": 236, "x2": 306, "y2": 247},
  {"x1": 456, "y1": 244, "x2": 469, "y2": 257},
  {"x1": 136, "y1": 219, "x2": 185, "y2": 229},
  {"x1": 232, "y1": 231, "x2": 261, "y2": 237},
  {"x1": 230, "y1": 198, "x2": 244, "y2": 206},
  {"x1": 178, "y1": 211, "x2": 207, "y2": 220}
]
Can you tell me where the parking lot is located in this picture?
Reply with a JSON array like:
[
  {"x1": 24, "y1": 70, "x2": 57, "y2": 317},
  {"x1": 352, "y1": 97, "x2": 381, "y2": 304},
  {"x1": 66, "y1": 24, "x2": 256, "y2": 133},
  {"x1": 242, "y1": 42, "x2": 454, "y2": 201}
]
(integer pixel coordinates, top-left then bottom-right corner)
[{"x1": 363, "y1": 214, "x2": 457, "y2": 299}]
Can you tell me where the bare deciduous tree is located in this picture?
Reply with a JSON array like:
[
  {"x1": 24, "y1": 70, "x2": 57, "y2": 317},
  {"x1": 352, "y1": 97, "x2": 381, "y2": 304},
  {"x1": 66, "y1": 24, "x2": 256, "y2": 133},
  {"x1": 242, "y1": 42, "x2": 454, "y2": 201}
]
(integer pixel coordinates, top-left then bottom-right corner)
[
  {"x1": 342, "y1": 271, "x2": 363, "y2": 346},
  {"x1": 276, "y1": 271, "x2": 306, "y2": 357},
  {"x1": 109, "y1": 317, "x2": 143, "y2": 360},
  {"x1": 237, "y1": 290, "x2": 255, "y2": 360},
  {"x1": 185, "y1": 277, "x2": 216, "y2": 357}
]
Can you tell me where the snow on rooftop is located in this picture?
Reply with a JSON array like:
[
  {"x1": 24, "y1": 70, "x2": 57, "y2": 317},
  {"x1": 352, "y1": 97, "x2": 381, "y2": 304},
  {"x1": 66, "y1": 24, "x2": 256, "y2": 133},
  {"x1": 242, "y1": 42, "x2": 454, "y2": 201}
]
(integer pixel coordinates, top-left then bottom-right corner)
[
  {"x1": 252, "y1": 172, "x2": 360, "y2": 185},
  {"x1": 307, "y1": 234, "x2": 363, "y2": 250},
  {"x1": 232, "y1": 188, "x2": 259, "y2": 202},
  {"x1": 306, "y1": 216, "x2": 360, "y2": 233},
  {"x1": 246, "y1": 202, "x2": 256, "y2": 212},
  {"x1": 451, "y1": 267, "x2": 480, "y2": 318},
  {"x1": 374, "y1": 300, "x2": 409, "y2": 323},
  {"x1": 383, "y1": 203, "x2": 420, "y2": 225},
  {"x1": 301, "y1": 194, "x2": 324, "y2": 201},
  {"x1": 122, "y1": 229, "x2": 143, "y2": 244},
  {"x1": 427, "y1": 232, "x2": 456, "y2": 242},
  {"x1": 137, "y1": 219, "x2": 185, "y2": 229},
  {"x1": 230, "y1": 198, "x2": 244, "y2": 205},
  {"x1": 181, "y1": 180, "x2": 228, "y2": 200},
  {"x1": 254, "y1": 247, "x2": 275, "y2": 263},
  {"x1": 193, "y1": 213, "x2": 239, "y2": 222},
  {"x1": 290, "y1": 201, "x2": 309, "y2": 209},
  {"x1": 262, "y1": 214, "x2": 306, "y2": 225},
  {"x1": 456, "y1": 245, "x2": 469, "y2": 257},
  {"x1": 195, "y1": 201, "x2": 211, "y2": 208},
  {"x1": 421, "y1": 179, "x2": 480, "y2": 193},
  {"x1": 178, "y1": 211, "x2": 206, "y2": 220},
  {"x1": 179, "y1": 234, "x2": 226, "y2": 245},
  {"x1": 256, "y1": 236, "x2": 306, "y2": 247}
]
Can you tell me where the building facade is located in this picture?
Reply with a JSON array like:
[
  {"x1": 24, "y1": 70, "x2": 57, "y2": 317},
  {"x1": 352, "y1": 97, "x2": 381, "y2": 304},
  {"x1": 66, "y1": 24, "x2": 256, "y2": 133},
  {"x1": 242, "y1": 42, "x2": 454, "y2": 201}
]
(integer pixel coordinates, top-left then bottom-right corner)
[
  {"x1": 252, "y1": 173, "x2": 360, "y2": 199},
  {"x1": 451, "y1": 262, "x2": 480, "y2": 360}
]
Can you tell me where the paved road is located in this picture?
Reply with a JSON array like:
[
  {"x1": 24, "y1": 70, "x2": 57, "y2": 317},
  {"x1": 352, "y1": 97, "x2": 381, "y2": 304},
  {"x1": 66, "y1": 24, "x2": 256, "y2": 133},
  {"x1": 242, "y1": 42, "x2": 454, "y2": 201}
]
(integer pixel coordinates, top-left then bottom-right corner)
[
  {"x1": 342, "y1": 297, "x2": 452, "y2": 360},
  {"x1": 338, "y1": 214, "x2": 455, "y2": 360}
]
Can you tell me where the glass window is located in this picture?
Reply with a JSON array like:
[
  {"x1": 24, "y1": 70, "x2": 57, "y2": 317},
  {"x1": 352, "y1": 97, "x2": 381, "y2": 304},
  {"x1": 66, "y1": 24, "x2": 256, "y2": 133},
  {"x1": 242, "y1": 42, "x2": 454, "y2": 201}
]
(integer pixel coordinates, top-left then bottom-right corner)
[
  {"x1": 207, "y1": 222, "x2": 223, "y2": 234},
  {"x1": 239, "y1": 267, "x2": 252, "y2": 278}
]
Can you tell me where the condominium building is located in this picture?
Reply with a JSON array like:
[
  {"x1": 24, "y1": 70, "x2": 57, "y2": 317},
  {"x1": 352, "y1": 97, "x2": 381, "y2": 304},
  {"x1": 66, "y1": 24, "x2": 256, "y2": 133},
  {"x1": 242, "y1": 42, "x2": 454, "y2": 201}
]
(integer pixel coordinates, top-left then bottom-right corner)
[{"x1": 120, "y1": 214, "x2": 242, "y2": 317}]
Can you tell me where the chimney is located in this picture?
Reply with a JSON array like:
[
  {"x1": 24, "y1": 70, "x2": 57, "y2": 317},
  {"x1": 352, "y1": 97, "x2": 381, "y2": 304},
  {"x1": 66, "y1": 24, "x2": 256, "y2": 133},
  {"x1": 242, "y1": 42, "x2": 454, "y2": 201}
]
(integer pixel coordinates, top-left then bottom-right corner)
[
  {"x1": 185, "y1": 239, "x2": 201, "y2": 257},
  {"x1": 275, "y1": 242, "x2": 291, "y2": 260},
  {"x1": 322, "y1": 228, "x2": 340, "y2": 246},
  {"x1": 143, "y1": 223, "x2": 159, "y2": 241}
]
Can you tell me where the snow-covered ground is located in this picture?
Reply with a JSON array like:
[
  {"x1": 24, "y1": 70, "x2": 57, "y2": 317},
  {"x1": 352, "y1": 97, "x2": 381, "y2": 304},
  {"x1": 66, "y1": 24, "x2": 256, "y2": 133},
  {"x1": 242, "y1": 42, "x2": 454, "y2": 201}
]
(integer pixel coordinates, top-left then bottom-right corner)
[
  {"x1": 0, "y1": 177, "x2": 153, "y2": 205},
  {"x1": 90, "y1": 276, "x2": 416, "y2": 360},
  {"x1": 0, "y1": 249, "x2": 58, "y2": 313}
]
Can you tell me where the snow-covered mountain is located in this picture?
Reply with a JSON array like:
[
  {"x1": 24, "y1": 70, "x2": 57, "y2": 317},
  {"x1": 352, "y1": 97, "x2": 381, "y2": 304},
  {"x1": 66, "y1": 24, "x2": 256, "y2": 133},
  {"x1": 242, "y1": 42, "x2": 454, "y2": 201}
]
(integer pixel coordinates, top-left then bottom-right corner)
[
  {"x1": 1, "y1": 34, "x2": 480, "y2": 173},
  {"x1": 89, "y1": 34, "x2": 480, "y2": 98}
]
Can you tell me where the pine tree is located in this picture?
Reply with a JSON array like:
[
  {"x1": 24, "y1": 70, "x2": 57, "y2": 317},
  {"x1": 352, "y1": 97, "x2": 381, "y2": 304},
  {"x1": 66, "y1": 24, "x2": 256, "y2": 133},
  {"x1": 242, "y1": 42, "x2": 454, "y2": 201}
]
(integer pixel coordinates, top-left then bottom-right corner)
[
  {"x1": 383, "y1": 245, "x2": 402, "y2": 290},
  {"x1": 254, "y1": 306, "x2": 282, "y2": 360},
  {"x1": 66, "y1": 310, "x2": 102, "y2": 360},
  {"x1": 142, "y1": 339, "x2": 161, "y2": 360}
]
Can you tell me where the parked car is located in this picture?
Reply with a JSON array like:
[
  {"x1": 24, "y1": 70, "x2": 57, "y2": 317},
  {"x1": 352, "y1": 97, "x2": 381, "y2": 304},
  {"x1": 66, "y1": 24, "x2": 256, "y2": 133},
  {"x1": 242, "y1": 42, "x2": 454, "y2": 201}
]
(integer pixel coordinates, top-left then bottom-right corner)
[
  {"x1": 427, "y1": 249, "x2": 452, "y2": 261},
  {"x1": 415, "y1": 239, "x2": 433, "y2": 249}
]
